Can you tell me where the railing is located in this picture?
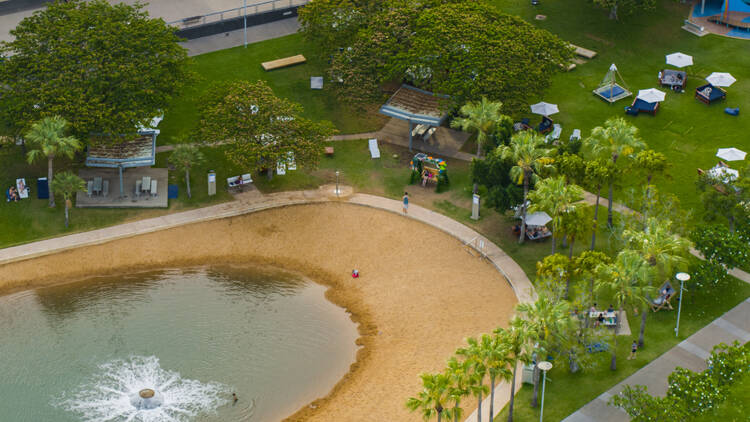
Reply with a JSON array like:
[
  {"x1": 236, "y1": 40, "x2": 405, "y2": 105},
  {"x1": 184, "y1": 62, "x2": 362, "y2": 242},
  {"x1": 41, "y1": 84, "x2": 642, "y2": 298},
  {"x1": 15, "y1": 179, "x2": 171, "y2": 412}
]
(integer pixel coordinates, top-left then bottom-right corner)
[{"x1": 166, "y1": 0, "x2": 309, "y2": 28}]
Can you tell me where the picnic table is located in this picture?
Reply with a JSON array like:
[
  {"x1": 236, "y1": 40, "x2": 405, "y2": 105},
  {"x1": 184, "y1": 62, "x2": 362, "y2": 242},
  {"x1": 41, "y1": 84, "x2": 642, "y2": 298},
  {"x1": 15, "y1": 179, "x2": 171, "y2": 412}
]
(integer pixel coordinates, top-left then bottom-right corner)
[{"x1": 589, "y1": 311, "x2": 617, "y2": 326}]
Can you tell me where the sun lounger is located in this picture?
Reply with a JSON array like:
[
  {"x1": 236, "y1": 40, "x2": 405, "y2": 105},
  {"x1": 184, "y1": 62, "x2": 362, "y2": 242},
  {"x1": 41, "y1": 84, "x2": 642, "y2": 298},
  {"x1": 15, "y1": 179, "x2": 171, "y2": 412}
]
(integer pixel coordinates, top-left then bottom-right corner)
[
  {"x1": 570, "y1": 129, "x2": 581, "y2": 141},
  {"x1": 135, "y1": 180, "x2": 142, "y2": 198},
  {"x1": 423, "y1": 127, "x2": 437, "y2": 141},
  {"x1": 93, "y1": 177, "x2": 102, "y2": 196},
  {"x1": 141, "y1": 176, "x2": 151, "y2": 194},
  {"x1": 276, "y1": 161, "x2": 286, "y2": 175},
  {"x1": 310, "y1": 76, "x2": 323, "y2": 90},
  {"x1": 649, "y1": 281, "x2": 676, "y2": 312},
  {"x1": 286, "y1": 152, "x2": 297, "y2": 170},
  {"x1": 87, "y1": 180, "x2": 94, "y2": 197},
  {"x1": 241, "y1": 173, "x2": 253, "y2": 184},
  {"x1": 150, "y1": 180, "x2": 157, "y2": 197},
  {"x1": 545, "y1": 124, "x2": 562, "y2": 143},
  {"x1": 16, "y1": 178, "x2": 29, "y2": 199},
  {"x1": 102, "y1": 180, "x2": 109, "y2": 197},
  {"x1": 369, "y1": 138, "x2": 381, "y2": 159}
]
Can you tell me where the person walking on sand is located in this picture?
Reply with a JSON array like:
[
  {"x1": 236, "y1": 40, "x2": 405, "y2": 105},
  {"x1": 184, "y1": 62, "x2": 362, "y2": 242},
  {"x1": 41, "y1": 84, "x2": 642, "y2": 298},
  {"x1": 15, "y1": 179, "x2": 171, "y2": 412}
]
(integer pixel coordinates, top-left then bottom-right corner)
[
  {"x1": 628, "y1": 340, "x2": 637, "y2": 360},
  {"x1": 402, "y1": 192, "x2": 409, "y2": 214},
  {"x1": 232, "y1": 393, "x2": 238, "y2": 404}
]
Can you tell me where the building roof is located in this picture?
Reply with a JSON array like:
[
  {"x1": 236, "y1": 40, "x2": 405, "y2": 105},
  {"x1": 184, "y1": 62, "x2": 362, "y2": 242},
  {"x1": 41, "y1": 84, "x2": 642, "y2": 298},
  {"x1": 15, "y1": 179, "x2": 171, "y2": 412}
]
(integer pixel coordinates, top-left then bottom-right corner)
[
  {"x1": 85, "y1": 130, "x2": 157, "y2": 168},
  {"x1": 379, "y1": 85, "x2": 450, "y2": 126}
]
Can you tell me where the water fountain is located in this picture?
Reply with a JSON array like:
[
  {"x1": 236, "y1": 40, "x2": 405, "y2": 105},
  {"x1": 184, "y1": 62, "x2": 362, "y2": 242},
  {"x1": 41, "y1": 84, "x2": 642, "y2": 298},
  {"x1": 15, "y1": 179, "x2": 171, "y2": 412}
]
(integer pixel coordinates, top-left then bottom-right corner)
[{"x1": 57, "y1": 356, "x2": 229, "y2": 422}]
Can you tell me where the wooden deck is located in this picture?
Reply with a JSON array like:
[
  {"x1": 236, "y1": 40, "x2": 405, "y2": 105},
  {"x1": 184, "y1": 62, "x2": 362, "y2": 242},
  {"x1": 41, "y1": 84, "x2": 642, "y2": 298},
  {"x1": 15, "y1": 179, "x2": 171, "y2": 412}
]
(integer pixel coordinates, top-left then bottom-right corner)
[
  {"x1": 377, "y1": 118, "x2": 470, "y2": 158},
  {"x1": 261, "y1": 54, "x2": 306, "y2": 71},
  {"x1": 570, "y1": 44, "x2": 597, "y2": 59},
  {"x1": 75, "y1": 168, "x2": 169, "y2": 208}
]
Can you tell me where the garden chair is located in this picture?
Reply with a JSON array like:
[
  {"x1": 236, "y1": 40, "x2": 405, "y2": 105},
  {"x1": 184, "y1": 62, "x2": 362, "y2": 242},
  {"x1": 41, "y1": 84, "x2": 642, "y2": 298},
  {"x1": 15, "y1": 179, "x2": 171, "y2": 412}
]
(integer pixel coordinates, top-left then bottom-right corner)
[
  {"x1": 150, "y1": 180, "x2": 157, "y2": 197},
  {"x1": 102, "y1": 180, "x2": 109, "y2": 197},
  {"x1": 135, "y1": 180, "x2": 142, "y2": 198},
  {"x1": 87, "y1": 180, "x2": 94, "y2": 197},
  {"x1": 369, "y1": 138, "x2": 381, "y2": 159},
  {"x1": 649, "y1": 280, "x2": 676, "y2": 312}
]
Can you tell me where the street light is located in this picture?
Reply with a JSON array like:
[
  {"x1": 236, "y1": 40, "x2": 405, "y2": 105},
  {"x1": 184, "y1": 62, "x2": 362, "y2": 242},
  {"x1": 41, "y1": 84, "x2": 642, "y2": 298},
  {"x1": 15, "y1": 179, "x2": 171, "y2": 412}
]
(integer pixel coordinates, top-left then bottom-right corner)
[
  {"x1": 335, "y1": 170, "x2": 340, "y2": 197},
  {"x1": 675, "y1": 272, "x2": 690, "y2": 337},
  {"x1": 537, "y1": 361, "x2": 553, "y2": 422}
]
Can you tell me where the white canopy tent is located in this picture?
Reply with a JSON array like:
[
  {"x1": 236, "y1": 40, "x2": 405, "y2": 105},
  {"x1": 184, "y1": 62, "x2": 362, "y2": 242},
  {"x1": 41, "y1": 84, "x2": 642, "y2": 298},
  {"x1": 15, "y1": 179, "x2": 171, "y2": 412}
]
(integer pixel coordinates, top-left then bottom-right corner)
[{"x1": 524, "y1": 211, "x2": 552, "y2": 226}]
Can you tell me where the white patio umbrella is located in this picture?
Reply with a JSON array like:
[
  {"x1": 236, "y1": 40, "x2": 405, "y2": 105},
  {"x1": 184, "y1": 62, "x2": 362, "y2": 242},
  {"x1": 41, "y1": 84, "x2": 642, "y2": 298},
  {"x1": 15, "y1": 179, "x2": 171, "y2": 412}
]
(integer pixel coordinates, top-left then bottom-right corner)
[
  {"x1": 524, "y1": 211, "x2": 552, "y2": 226},
  {"x1": 665, "y1": 52, "x2": 693, "y2": 68},
  {"x1": 637, "y1": 88, "x2": 666, "y2": 103},
  {"x1": 708, "y1": 166, "x2": 739, "y2": 182},
  {"x1": 530, "y1": 102, "x2": 559, "y2": 116},
  {"x1": 716, "y1": 147, "x2": 747, "y2": 161},
  {"x1": 706, "y1": 72, "x2": 736, "y2": 87}
]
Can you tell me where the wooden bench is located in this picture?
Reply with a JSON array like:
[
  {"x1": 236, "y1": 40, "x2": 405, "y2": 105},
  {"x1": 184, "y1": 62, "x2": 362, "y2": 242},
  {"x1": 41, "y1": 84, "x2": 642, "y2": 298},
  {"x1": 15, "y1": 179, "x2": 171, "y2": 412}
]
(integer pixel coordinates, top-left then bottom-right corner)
[
  {"x1": 261, "y1": 55, "x2": 307, "y2": 71},
  {"x1": 682, "y1": 19, "x2": 707, "y2": 37},
  {"x1": 570, "y1": 44, "x2": 597, "y2": 59}
]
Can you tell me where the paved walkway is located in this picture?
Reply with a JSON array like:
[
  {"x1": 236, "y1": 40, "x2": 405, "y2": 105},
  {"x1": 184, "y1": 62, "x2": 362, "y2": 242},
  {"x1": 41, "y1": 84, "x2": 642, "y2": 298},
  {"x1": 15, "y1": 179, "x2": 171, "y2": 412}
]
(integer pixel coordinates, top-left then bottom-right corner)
[
  {"x1": 180, "y1": 17, "x2": 300, "y2": 56},
  {"x1": 563, "y1": 297, "x2": 750, "y2": 422}
]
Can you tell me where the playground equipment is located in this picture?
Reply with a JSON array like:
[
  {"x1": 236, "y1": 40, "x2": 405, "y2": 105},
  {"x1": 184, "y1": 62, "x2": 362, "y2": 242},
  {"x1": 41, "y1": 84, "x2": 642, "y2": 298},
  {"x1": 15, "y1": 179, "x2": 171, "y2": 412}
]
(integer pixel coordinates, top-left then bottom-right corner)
[
  {"x1": 593, "y1": 63, "x2": 632, "y2": 103},
  {"x1": 410, "y1": 153, "x2": 449, "y2": 191}
]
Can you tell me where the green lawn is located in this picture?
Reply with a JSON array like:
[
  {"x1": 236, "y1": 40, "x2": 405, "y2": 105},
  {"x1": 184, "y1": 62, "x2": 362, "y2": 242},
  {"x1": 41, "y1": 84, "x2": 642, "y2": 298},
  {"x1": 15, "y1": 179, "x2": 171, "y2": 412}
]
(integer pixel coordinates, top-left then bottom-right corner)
[
  {"x1": 492, "y1": 0, "x2": 750, "y2": 216},
  {"x1": 158, "y1": 33, "x2": 386, "y2": 144}
]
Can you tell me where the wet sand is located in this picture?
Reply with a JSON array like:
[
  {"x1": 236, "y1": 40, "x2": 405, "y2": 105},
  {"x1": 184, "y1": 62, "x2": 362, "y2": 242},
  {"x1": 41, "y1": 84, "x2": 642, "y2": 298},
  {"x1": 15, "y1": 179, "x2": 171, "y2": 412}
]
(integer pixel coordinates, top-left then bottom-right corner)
[{"x1": 0, "y1": 203, "x2": 518, "y2": 421}]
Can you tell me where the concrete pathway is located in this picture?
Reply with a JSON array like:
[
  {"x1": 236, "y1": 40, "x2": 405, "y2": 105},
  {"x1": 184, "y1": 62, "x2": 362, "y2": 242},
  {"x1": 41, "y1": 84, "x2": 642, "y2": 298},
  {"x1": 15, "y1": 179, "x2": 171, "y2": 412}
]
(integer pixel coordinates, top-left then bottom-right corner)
[
  {"x1": 180, "y1": 17, "x2": 300, "y2": 56},
  {"x1": 562, "y1": 297, "x2": 750, "y2": 422}
]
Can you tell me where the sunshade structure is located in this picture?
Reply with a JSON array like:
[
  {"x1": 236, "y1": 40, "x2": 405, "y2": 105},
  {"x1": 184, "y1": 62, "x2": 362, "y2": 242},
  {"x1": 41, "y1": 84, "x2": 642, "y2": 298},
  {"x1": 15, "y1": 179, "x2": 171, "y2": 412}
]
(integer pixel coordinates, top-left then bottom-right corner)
[
  {"x1": 530, "y1": 102, "x2": 559, "y2": 116},
  {"x1": 637, "y1": 88, "x2": 666, "y2": 103},
  {"x1": 524, "y1": 211, "x2": 552, "y2": 226},
  {"x1": 708, "y1": 166, "x2": 739, "y2": 182},
  {"x1": 665, "y1": 52, "x2": 693, "y2": 68},
  {"x1": 716, "y1": 147, "x2": 747, "y2": 161},
  {"x1": 593, "y1": 64, "x2": 632, "y2": 103},
  {"x1": 379, "y1": 84, "x2": 450, "y2": 151},
  {"x1": 85, "y1": 130, "x2": 158, "y2": 197},
  {"x1": 706, "y1": 72, "x2": 736, "y2": 87}
]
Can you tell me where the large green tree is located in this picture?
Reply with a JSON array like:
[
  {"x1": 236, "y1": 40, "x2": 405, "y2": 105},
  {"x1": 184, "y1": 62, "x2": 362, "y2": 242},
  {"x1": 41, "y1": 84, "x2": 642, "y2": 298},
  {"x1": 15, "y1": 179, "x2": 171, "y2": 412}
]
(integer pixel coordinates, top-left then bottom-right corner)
[
  {"x1": 198, "y1": 81, "x2": 336, "y2": 179},
  {"x1": 584, "y1": 117, "x2": 646, "y2": 227},
  {"x1": 498, "y1": 132, "x2": 555, "y2": 244},
  {"x1": 528, "y1": 176, "x2": 584, "y2": 254},
  {"x1": 0, "y1": 0, "x2": 191, "y2": 139},
  {"x1": 25, "y1": 116, "x2": 83, "y2": 208}
]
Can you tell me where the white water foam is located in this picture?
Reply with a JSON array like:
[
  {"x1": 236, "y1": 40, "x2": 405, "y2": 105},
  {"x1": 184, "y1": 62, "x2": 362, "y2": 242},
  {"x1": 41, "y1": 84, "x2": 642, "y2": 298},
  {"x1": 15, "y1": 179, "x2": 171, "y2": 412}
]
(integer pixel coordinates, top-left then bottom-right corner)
[{"x1": 56, "y1": 356, "x2": 230, "y2": 422}]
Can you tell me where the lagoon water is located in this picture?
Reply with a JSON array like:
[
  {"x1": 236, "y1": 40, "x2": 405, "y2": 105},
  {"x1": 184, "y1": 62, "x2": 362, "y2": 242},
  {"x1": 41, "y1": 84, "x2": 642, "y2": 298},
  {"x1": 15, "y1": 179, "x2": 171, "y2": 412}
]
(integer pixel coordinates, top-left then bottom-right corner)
[{"x1": 0, "y1": 266, "x2": 359, "y2": 421}]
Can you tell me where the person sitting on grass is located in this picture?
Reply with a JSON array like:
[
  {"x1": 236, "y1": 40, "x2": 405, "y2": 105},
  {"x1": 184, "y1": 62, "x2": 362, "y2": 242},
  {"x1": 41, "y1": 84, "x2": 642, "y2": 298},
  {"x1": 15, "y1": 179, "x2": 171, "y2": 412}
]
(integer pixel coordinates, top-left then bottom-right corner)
[{"x1": 7, "y1": 186, "x2": 19, "y2": 202}]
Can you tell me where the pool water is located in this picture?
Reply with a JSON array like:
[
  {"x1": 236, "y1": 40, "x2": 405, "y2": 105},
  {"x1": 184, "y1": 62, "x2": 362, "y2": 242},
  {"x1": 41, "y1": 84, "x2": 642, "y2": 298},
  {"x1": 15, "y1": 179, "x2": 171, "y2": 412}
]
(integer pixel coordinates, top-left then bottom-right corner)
[{"x1": 0, "y1": 266, "x2": 359, "y2": 421}]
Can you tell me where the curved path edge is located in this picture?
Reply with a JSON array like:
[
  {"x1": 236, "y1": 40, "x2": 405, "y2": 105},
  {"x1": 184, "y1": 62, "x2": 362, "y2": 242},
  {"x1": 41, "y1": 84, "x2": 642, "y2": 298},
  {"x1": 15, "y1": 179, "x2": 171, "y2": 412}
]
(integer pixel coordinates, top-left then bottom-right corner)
[{"x1": 0, "y1": 189, "x2": 534, "y2": 422}]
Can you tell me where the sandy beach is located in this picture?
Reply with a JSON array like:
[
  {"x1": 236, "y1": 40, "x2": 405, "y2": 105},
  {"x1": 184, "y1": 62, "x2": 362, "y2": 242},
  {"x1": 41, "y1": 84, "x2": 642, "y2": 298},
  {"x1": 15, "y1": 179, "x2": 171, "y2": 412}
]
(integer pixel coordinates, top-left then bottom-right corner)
[{"x1": 0, "y1": 203, "x2": 518, "y2": 421}]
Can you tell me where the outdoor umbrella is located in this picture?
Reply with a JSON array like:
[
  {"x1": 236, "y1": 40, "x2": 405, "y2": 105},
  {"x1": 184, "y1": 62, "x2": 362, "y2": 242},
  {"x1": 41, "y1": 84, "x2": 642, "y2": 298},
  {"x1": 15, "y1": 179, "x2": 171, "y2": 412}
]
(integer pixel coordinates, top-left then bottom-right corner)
[
  {"x1": 708, "y1": 166, "x2": 739, "y2": 183},
  {"x1": 524, "y1": 211, "x2": 552, "y2": 226},
  {"x1": 665, "y1": 52, "x2": 693, "y2": 68},
  {"x1": 716, "y1": 147, "x2": 747, "y2": 162},
  {"x1": 706, "y1": 72, "x2": 736, "y2": 87},
  {"x1": 637, "y1": 88, "x2": 666, "y2": 103},
  {"x1": 530, "y1": 102, "x2": 559, "y2": 116}
]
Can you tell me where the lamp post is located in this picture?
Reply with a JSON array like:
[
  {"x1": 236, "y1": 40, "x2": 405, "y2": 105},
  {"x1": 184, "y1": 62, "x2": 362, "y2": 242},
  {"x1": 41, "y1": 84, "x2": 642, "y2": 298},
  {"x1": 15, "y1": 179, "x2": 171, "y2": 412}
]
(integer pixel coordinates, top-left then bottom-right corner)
[
  {"x1": 243, "y1": 0, "x2": 247, "y2": 48},
  {"x1": 674, "y1": 272, "x2": 690, "y2": 337},
  {"x1": 537, "y1": 361, "x2": 552, "y2": 422},
  {"x1": 335, "y1": 170, "x2": 340, "y2": 197}
]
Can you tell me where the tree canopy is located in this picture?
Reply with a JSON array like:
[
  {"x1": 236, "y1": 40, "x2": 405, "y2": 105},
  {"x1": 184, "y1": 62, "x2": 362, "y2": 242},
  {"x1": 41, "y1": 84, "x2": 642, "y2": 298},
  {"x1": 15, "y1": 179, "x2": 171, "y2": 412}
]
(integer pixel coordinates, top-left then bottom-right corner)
[
  {"x1": 301, "y1": 0, "x2": 573, "y2": 114},
  {"x1": 197, "y1": 80, "x2": 336, "y2": 177},
  {"x1": 0, "y1": 0, "x2": 191, "y2": 139}
]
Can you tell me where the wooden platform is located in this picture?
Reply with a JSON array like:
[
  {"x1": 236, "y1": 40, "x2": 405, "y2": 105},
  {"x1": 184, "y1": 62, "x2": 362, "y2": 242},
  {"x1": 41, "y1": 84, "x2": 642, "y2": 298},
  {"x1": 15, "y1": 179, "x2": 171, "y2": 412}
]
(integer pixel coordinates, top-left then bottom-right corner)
[
  {"x1": 75, "y1": 167, "x2": 168, "y2": 208},
  {"x1": 570, "y1": 44, "x2": 597, "y2": 59},
  {"x1": 261, "y1": 54, "x2": 306, "y2": 71}
]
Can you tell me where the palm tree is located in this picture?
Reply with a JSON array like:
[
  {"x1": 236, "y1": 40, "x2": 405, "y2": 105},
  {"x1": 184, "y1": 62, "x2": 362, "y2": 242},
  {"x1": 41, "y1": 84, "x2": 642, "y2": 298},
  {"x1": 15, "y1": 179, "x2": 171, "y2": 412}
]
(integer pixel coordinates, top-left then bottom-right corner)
[
  {"x1": 51, "y1": 171, "x2": 86, "y2": 228},
  {"x1": 595, "y1": 250, "x2": 654, "y2": 370},
  {"x1": 499, "y1": 132, "x2": 555, "y2": 244},
  {"x1": 584, "y1": 159, "x2": 614, "y2": 250},
  {"x1": 486, "y1": 334, "x2": 513, "y2": 421},
  {"x1": 528, "y1": 176, "x2": 584, "y2": 254},
  {"x1": 515, "y1": 294, "x2": 574, "y2": 408},
  {"x1": 584, "y1": 117, "x2": 645, "y2": 227},
  {"x1": 456, "y1": 336, "x2": 490, "y2": 422},
  {"x1": 624, "y1": 218, "x2": 690, "y2": 347},
  {"x1": 407, "y1": 372, "x2": 453, "y2": 422},
  {"x1": 496, "y1": 320, "x2": 533, "y2": 422},
  {"x1": 168, "y1": 143, "x2": 205, "y2": 199},
  {"x1": 25, "y1": 116, "x2": 83, "y2": 207},
  {"x1": 573, "y1": 251, "x2": 611, "y2": 308},
  {"x1": 451, "y1": 97, "x2": 506, "y2": 157},
  {"x1": 444, "y1": 357, "x2": 470, "y2": 422}
]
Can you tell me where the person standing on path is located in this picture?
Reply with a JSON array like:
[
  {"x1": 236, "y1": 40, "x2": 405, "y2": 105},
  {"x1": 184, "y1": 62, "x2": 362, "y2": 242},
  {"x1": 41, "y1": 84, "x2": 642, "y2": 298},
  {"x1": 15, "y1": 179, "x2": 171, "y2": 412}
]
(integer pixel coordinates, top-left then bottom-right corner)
[
  {"x1": 628, "y1": 340, "x2": 638, "y2": 360},
  {"x1": 402, "y1": 192, "x2": 409, "y2": 214}
]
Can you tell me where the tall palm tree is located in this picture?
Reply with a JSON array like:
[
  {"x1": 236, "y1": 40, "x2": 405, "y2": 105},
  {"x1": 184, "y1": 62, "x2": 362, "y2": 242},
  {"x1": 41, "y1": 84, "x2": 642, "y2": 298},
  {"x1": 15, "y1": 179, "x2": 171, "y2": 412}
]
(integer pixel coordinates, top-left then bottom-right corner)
[
  {"x1": 456, "y1": 336, "x2": 490, "y2": 422},
  {"x1": 573, "y1": 251, "x2": 611, "y2": 307},
  {"x1": 486, "y1": 334, "x2": 513, "y2": 421},
  {"x1": 528, "y1": 176, "x2": 584, "y2": 254},
  {"x1": 584, "y1": 117, "x2": 645, "y2": 227},
  {"x1": 499, "y1": 132, "x2": 555, "y2": 244},
  {"x1": 168, "y1": 143, "x2": 205, "y2": 199},
  {"x1": 50, "y1": 171, "x2": 86, "y2": 228},
  {"x1": 496, "y1": 320, "x2": 533, "y2": 422},
  {"x1": 595, "y1": 250, "x2": 654, "y2": 370},
  {"x1": 26, "y1": 116, "x2": 83, "y2": 207},
  {"x1": 515, "y1": 294, "x2": 574, "y2": 407},
  {"x1": 407, "y1": 372, "x2": 453, "y2": 422},
  {"x1": 634, "y1": 150, "x2": 669, "y2": 218},
  {"x1": 624, "y1": 218, "x2": 690, "y2": 347},
  {"x1": 451, "y1": 97, "x2": 506, "y2": 157},
  {"x1": 444, "y1": 357, "x2": 470, "y2": 422},
  {"x1": 584, "y1": 159, "x2": 614, "y2": 250}
]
